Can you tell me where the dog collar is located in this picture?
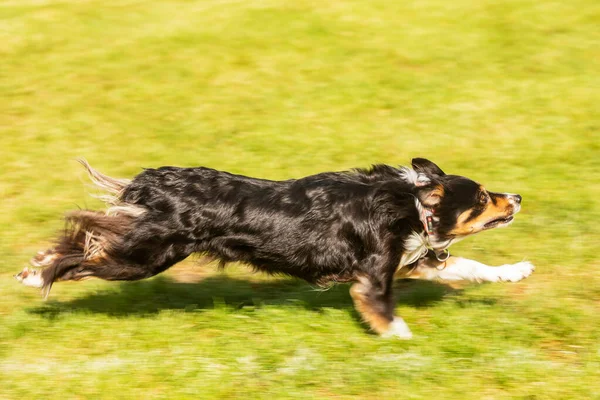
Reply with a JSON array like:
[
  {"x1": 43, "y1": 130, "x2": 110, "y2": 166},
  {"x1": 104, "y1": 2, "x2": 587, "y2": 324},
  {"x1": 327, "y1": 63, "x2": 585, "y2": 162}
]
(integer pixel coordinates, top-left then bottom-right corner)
[
  {"x1": 418, "y1": 205, "x2": 450, "y2": 263},
  {"x1": 419, "y1": 206, "x2": 435, "y2": 236}
]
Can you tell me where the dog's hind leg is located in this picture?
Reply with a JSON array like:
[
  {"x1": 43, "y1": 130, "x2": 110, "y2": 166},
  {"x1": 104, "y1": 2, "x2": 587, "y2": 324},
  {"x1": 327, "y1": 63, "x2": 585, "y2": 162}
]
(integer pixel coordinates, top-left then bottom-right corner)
[
  {"x1": 15, "y1": 207, "x2": 199, "y2": 298},
  {"x1": 15, "y1": 240, "x2": 84, "y2": 290},
  {"x1": 15, "y1": 249, "x2": 63, "y2": 287},
  {"x1": 14, "y1": 161, "x2": 193, "y2": 296},
  {"x1": 16, "y1": 209, "x2": 144, "y2": 295}
]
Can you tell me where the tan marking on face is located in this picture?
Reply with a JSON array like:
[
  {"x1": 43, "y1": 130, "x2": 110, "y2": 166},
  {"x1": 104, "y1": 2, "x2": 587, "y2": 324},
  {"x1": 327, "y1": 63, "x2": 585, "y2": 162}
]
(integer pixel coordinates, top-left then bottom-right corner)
[
  {"x1": 350, "y1": 278, "x2": 392, "y2": 334},
  {"x1": 448, "y1": 189, "x2": 514, "y2": 236}
]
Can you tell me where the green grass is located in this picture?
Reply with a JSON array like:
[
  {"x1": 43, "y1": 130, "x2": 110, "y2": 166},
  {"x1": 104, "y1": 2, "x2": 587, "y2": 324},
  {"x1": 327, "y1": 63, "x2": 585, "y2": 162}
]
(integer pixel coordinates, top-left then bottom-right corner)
[{"x1": 1, "y1": 0, "x2": 600, "y2": 398}]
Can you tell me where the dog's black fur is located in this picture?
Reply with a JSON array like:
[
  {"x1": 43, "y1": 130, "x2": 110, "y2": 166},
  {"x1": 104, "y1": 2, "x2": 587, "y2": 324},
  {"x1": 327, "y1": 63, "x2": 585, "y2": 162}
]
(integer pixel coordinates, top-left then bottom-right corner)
[
  {"x1": 47, "y1": 163, "x2": 425, "y2": 285},
  {"x1": 21, "y1": 158, "x2": 522, "y2": 336}
]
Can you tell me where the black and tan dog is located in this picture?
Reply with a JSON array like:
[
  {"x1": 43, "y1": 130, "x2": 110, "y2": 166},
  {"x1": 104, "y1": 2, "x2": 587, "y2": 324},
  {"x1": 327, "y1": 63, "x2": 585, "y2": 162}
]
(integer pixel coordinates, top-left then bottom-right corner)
[{"x1": 15, "y1": 158, "x2": 534, "y2": 339}]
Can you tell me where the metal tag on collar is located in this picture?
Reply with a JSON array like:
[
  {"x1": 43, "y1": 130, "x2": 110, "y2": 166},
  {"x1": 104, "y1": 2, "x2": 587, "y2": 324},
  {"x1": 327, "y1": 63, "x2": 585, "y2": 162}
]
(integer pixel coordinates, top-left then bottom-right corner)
[{"x1": 435, "y1": 249, "x2": 450, "y2": 263}]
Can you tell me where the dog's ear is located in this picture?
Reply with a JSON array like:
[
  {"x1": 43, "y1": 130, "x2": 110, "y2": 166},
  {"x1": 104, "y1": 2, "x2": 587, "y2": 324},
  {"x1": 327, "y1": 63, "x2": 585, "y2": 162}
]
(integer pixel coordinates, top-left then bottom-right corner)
[
  {"x1": 416, "y1": 184, "x2": 444, "y2": 208},
  {"x1": 412, "y1": 158, "x2": 445, "y2": 177}
]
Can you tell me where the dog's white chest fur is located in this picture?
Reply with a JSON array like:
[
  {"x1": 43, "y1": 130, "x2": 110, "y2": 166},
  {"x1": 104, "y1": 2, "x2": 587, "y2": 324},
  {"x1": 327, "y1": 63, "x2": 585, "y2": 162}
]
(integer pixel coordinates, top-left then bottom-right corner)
[{"x1": 400, "y1": 231, "x2": 429, "y2": 267}]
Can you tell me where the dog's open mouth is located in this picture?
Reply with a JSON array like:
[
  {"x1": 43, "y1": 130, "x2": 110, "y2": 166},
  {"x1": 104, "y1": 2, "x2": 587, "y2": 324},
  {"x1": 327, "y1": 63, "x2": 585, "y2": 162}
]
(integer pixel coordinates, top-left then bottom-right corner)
[{"x1": 483, "y1": 215, "x2": 514, "y2": 229}]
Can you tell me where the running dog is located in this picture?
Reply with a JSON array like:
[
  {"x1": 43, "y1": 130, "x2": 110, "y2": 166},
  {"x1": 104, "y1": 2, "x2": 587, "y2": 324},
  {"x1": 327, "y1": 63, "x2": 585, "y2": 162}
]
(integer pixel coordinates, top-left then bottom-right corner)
[{"x1": 15, "y1": 158, "x2": 534, "y2": 339}]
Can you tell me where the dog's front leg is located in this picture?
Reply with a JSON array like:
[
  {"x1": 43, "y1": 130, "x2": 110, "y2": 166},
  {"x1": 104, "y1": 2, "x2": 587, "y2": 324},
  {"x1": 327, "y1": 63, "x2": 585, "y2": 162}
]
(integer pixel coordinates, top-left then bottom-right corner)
[
  {"x1": 350, "y1": 275, "x2": 412, "y2": 339},
  {"x1": 404, "y1": 254, "x2": 535, "y2": 283}
]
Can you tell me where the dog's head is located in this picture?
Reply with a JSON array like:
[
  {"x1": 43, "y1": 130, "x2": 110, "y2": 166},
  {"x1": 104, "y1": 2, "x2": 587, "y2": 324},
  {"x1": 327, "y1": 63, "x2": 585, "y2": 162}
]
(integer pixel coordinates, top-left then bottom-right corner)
[{"x1": 409, "y1": 158, "x2": 522, "y2": 242}]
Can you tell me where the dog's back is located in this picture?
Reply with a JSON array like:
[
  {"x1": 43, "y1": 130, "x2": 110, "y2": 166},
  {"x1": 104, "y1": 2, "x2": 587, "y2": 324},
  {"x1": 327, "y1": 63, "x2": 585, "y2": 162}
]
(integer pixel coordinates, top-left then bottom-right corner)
[
  {"x1": 118, "y1": 165, "x2": 416, "y2": 283},
  {"x1": 28, "y1": 162, "x2": 417, "y2": 295}
]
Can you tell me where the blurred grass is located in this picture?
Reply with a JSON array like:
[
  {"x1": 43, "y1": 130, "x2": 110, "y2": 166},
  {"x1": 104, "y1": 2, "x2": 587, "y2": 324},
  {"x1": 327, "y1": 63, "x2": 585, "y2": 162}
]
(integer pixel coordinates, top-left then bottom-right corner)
[{"x1": 1, "y1": 0, "x2": 599, "y2": 398}]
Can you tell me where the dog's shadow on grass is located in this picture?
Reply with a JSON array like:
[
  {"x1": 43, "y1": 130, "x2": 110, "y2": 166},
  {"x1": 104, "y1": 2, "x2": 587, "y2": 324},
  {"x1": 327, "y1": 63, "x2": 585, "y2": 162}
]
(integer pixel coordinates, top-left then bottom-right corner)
[{"x1": 28, "y1": 274, "x2": 480, "y2": 324}]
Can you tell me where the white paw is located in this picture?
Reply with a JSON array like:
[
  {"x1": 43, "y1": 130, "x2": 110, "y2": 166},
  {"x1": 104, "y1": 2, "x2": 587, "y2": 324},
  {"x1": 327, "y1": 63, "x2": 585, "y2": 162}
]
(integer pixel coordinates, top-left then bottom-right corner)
[
  {"x1": 496, "y1": 261, "x2": 535, "y2": 282},
  {"x1": 381, "y1": 317, "x2": 413, "y2": 340},
  {"x1": 14, "y1": 267, "x2": 44, "y2": 288}
]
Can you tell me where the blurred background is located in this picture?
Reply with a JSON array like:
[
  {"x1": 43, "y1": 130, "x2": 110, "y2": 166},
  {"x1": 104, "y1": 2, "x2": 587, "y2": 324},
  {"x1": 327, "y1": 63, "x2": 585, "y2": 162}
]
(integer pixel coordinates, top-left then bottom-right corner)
[{"x1": 1, "y1": 0, "x2": 599, "y2": 398}]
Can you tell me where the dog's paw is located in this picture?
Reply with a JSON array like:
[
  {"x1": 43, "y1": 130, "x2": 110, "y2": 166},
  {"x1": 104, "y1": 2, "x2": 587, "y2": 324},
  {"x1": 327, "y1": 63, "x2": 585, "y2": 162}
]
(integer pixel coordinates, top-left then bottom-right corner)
[
  {"x1": 381, "y1": 317, "x2": 413, "y2": 340},
  {"x1": 495, "y1": 261, "x2": 535, "y2": 282},
  {"x1": 14, "y1": 267, "x2": 44, "y2": 288},
  {"x1": 30, "y1": 250, "x2": 57, "y2": 267}
]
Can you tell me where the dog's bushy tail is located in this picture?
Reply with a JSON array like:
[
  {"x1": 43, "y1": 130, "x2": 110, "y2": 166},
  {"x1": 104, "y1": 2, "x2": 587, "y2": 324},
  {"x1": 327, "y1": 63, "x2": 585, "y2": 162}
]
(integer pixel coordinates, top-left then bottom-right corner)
[
  {"x1": 31, "y1": 161, "x2": 147, "y2": 297},
  {"x1": 77, "y1": 158, "x2": 131, "y2": 206}
]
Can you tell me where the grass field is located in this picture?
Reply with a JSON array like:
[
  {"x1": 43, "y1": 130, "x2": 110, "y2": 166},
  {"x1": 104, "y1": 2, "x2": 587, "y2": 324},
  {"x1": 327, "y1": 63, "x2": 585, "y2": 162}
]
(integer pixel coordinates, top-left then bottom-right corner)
[{"x1": 1, "y1": 0, "x2": 599, "y2": 398}]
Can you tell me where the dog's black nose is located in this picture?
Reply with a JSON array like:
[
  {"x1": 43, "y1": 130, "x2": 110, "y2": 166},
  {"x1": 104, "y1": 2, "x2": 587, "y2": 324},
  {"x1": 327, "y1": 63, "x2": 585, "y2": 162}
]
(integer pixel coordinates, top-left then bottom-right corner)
[{"x1": 514, "y1": 194, "x2": 522, "y2": 204}]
